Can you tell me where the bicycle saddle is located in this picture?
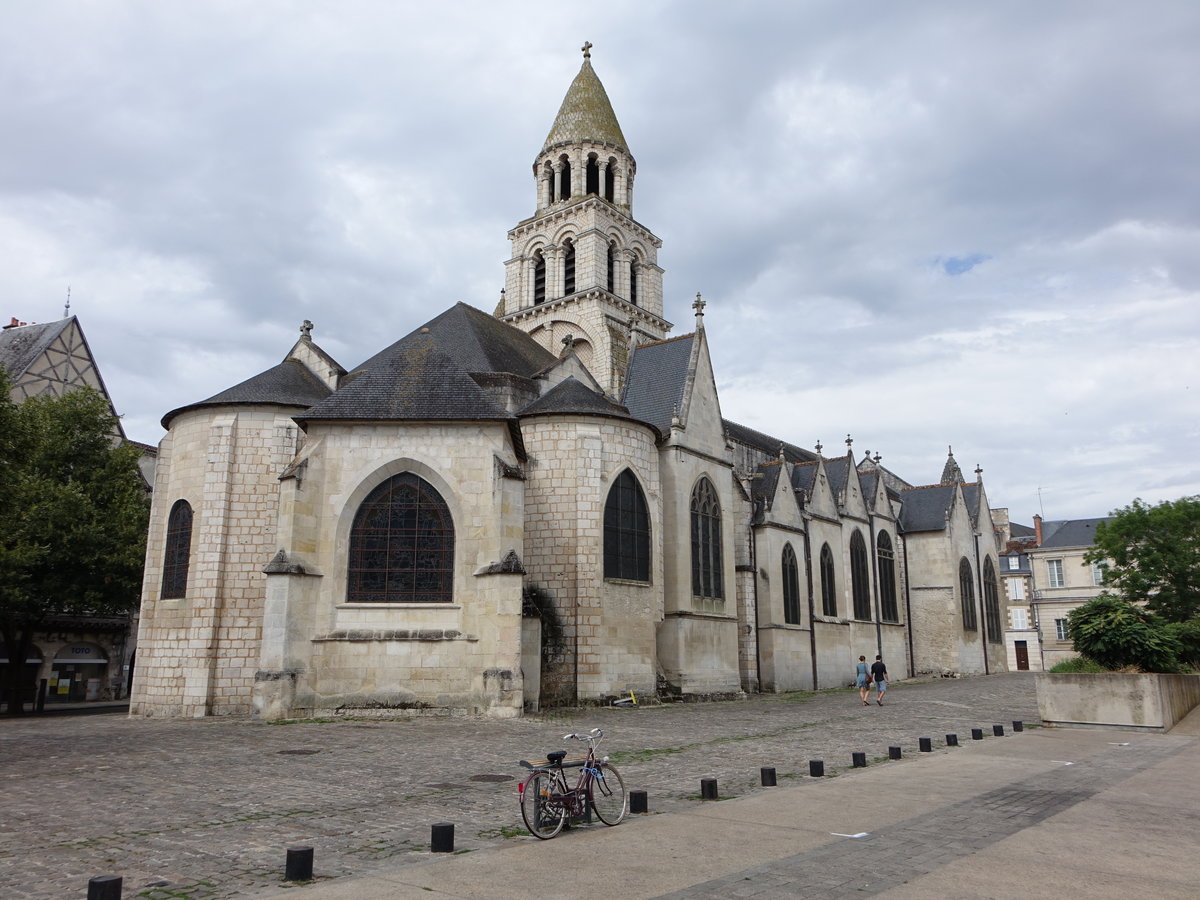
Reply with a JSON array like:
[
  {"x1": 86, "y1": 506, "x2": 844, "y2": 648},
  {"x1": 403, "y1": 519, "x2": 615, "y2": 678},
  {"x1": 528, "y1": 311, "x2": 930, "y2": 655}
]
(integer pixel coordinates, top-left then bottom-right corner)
[{"x1": 546, "y1": 750, "x2": 567, "y2": 764}]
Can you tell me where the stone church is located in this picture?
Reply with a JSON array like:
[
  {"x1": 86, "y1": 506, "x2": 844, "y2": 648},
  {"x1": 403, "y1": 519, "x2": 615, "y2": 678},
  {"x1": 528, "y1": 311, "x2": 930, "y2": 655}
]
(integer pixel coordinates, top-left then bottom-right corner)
[{"x1": 131, "y1": 48, "x2": 1006, "y2": 720}]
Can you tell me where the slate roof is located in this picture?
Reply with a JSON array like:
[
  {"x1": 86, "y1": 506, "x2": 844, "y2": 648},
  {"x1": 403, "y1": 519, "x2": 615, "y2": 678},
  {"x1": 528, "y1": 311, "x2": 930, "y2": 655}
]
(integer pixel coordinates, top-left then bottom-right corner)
[
  {"x1": 790, "y1": 460, "x2": 819, "y2": 496},
  {"x1": 543, "y1": 57, "x2": 628, "y2": 154},
  {"x1": 1010, "y1": 522, "x2": 1037, "y2": 538},
  {"x1": 622, "y1": 334, "x2": 693, "y2": 433},
  {"x1": 752, "y1": 460, "x2": 783, "y2": 502},
  {"x1": 825, "y1": 455, "x2": 852, "y2": 498},
  {"x1": 722, "y1": 419, "x2": 820, "y2": 465},
  {"x1": 519, "y1": 376, "x2": 639, "y2": 423},
  {"x1": 0, "y1": 318, "x2": 72, "y2": 380},
  {"x1": 898, "y1": 483, "x2": 958, "y2": 533},
  {"x1": 1038, "y1": 517, "x2": 1113, "y2": 550},
  {"x1": 163, "y1": 358, "x2": 332, "y2": 427},
  {"x1": 962, "y1": 483, "x2": 981, "y2": 521}
]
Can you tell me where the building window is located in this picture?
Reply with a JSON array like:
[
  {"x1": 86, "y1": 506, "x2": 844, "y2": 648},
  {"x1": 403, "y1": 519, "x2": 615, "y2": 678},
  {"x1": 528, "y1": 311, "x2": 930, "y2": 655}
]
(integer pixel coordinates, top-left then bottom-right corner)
[
  {"x1": 161, "y1": 499, "x2": 193, "y2": 599},
  {"x1": 1055, "y1": 618, "x2": 1070, "y2": 641},
  {"x1": 1091, "y1": 562, "x2": 1106, "y2": 586},
  {"x1": 690, "y1": 477, "x2": 723, "y2": 600},
  {"x1": 782, "y1": 543, "x2": 801, "y2": 625},
  {"x1": 1007, "y1": 555, "x2": 1021, "y2": 570},
  {"x1": 604, "y1": 161, "x2": 615, "y2": 202},
  {"x1": 586, "y1": 156, "x2": 600, "y2": 195},
  {"x1": 1047, "y1": 559, "x2": 1065, "y2": 588},
  {"x1": 604, "y1": 469, "x2": 650, "y2": 582},
  {"x1": 1011, "y1": 608, "x2": 1029, "y2": 630},
  {"x1": 983, "y1": 558, "x2": 1002, "y2": 644},
  {"x1": 629, "y1": 260, "x2": 638, "y2": 306},
  {"x1": 820, "y1": 543, "x2": 837, "y2": 616},
  {"x1": 558, "y1": 157, "x2": 571, "y2": 200},
  {"x1": 877, "y1": 531, "x2": 898, "y2": 622},
  {"x1": 347, "y1": 473, "x2": 454, "y2": 603},
  {"x1": 959, "y1": 557, "x2": 977, "y2": 630},
  {"x1": 1008, "y1": 578, "x2": 1025, "y2": 601},
  {"x1": 607, "y1": 243, "x2": 615, "y2": 293},
  {"x1": 533, "y1": 250, "x2": 546, "y2": 305},
  {"x1": 850, "y1": 531, "x2": 871, "y2": 620},
  {"x1": 563, "y1": 239, "x2": 576, "y2": 295}
]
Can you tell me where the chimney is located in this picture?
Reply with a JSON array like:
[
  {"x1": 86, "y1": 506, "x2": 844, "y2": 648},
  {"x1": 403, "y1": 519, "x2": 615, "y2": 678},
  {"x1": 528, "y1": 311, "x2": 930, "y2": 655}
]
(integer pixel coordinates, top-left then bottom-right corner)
[
  {"x1": 4, "y1": 317, "x2": 22, "y2": 330},
  {"x1": 1033, "y1": 514, "x2": 1043, "y2": 546}
]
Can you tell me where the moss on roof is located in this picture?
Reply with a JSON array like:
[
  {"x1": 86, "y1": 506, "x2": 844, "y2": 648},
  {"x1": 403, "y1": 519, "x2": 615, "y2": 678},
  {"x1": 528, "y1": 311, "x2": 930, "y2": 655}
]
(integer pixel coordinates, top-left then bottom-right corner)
[{"x1": 542, "y1": 59, "x2": 628, "y2": 154}]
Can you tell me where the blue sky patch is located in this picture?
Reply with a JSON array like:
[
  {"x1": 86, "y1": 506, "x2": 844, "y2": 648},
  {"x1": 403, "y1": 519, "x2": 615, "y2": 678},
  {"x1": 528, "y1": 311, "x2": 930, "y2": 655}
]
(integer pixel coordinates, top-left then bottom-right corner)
[{"x1": 942, "y1": 253, "x2": 991, "y2": 275}]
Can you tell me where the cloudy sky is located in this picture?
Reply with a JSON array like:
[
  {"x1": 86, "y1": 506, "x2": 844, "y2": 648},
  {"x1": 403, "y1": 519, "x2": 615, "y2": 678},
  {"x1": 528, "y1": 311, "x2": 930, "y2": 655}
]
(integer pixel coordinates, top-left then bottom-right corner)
[{"x1": 3, "y1": 1, "x2": 1197, "y2": 525}]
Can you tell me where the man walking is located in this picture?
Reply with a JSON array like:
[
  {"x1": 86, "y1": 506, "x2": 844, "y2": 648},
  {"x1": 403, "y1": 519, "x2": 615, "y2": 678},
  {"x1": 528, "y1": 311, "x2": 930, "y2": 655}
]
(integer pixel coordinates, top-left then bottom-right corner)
[{"x1": 871, "y1": 655, "x2": 889, "y2": 706}]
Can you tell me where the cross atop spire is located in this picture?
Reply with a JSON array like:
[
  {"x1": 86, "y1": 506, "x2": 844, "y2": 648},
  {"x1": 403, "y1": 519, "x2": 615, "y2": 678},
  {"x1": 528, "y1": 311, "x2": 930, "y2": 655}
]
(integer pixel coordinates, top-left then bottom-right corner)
[
  {"x1": 693, "y1": 292, "x2": 706, "y2": 317},
  {"x1": 581, "y1": 40, "x2": 592, "y2": 59}
]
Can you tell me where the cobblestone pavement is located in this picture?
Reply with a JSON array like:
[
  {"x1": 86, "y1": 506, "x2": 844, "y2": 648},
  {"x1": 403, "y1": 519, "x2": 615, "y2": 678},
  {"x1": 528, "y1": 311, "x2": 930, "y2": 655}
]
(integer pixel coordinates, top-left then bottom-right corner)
[{"x1": 0, "y1": 673, "x2": 1039, "y2": 899}]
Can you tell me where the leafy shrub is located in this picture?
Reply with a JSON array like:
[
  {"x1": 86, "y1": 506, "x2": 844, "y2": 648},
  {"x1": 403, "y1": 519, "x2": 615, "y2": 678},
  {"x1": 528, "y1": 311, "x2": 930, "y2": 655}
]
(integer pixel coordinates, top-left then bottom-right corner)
[
  {"x1": 1163, "y1": 619, "x2": 1200, "y2": 668},
  {"x1": 1048, "y1": 656, "x2": 1108, "y2": 674},
  {"x1": 1065, "y1": 596, "x2": 1182, "y2": 673}
]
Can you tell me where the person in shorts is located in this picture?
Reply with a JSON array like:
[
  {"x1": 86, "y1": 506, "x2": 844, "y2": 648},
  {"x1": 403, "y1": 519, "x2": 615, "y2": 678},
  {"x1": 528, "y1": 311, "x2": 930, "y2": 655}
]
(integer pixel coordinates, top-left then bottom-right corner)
[{"x1": 870, "y1": 655, "x2": 889, "y2": 706}]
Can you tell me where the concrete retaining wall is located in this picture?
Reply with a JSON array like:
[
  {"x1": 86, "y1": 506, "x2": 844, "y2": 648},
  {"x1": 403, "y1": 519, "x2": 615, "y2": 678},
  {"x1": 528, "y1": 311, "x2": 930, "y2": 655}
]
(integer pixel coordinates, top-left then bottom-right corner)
[{"x1": 1036, "y1": 672, "x2": 1200, "y2": 732}]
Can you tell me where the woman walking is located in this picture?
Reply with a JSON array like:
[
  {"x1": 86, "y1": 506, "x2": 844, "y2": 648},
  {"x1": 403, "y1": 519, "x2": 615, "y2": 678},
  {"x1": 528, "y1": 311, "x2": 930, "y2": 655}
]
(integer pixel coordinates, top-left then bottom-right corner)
[{"x1": 855, "y1": 655, "x2": 871, "y2": 706}]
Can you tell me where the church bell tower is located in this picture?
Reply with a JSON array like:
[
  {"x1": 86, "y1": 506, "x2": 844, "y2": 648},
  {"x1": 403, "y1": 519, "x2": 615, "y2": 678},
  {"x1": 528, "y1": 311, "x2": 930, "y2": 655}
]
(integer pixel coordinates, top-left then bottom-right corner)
[{"x1": 498, "y1": 43, "x2": 671, "y2": 396}]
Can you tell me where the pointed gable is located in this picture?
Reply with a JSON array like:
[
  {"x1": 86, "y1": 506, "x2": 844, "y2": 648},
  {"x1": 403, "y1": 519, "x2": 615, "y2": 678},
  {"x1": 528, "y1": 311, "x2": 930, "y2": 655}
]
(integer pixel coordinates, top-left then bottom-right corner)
[
  {"x1": 519, "y1": 376, "x2": 639, "y2": 424},
  {"x1": 622, "y1": 333, "x2": 693, "y2": 433}
]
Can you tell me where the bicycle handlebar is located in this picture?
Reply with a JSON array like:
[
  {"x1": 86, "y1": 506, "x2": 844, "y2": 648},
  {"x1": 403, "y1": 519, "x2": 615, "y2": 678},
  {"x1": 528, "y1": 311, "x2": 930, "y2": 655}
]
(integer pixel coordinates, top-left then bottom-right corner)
[{"x1": 561, "y1": 727, "x2": 603, "y2": 742}]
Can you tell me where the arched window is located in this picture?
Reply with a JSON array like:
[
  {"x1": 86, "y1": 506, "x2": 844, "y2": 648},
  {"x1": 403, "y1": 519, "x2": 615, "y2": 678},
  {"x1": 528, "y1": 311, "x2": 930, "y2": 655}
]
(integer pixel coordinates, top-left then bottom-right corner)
[
  {"x1": 604, "y1": 161, "x2": 615, "y2": 202},
  {"x1": 347, "y1": 473, "x2": 454, "y2": 603},
  {"x1": 690, "y1": 477, "x2": 723, "y2": 600},
  {"x1": 533, "y1": 250, "x2": 546, "y2": 305},
  {"x1": 604, "y1": 469, "x2": 650, "y2": 581},
  {"x1": 782, "y1": 543, "x2": 801, "y2": 625},
  {"x1": 558, "y1": 157, "x2": 571, "y2": 200},
  {"x1": 629, "y1": 259, "x2": 639, "y2": 306},
  {"x1": 983, "y1": 558, "x2": 1001, "y2": 642},
  {"x1": 959, "y1": 557, "x2": 977, "y2": 630},
  {"x1": 877, "y1": 532, "x2": 898, "y2": 622},
  {"x1": 586, "y1": 156, "x2": 600, "y2": 195},
  {"x1": 563, "y1": 239, "x2": 576, "y2": 296},
  {"x1": 607, "y1": 243, "x2": 615, "y2": 293},
  {"x1": 544, "y1": 165, "x2": 556, "y2": 203},
  {"x1": 161, "y1": 499, "x2": 193, "y2": 599},
  {"x1": 850, "y1": 531, "x2": 871, "y2": 620},
  {"x1": 820, "y1": 543, "x2": 837, "y2": 616}
]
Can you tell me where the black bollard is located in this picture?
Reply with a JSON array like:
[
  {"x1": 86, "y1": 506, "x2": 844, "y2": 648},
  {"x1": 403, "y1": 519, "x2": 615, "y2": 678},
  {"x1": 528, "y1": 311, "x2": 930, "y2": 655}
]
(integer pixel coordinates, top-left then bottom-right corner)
[
  {"x1": 972, "y1": 728, "x2": 984, "y2": 740},
  {"x1": 919, "y1": 737, "x2": 932, "y2": 753},
  {"x1": 761, "y1": 766, "x2": 777, "y2": 787},
  {"x1": 87, "y1": 875, "x2": 122, "y2": 900},
  {"x1": 888, "y1": 746, "x2": 902, "y2": 760},
  {"x1": 431, "y1": 823, "x2": 455, "y2": 853},
  {"x1": 852, "y1": 751, "x2": 867, "y2": 768},
  {"x1": 809, "y1": 760, "x2": 825, "y2": 777},
  {"x1": 285, "y1": 846, "x2": 313, "y2": 882},
  {"x1": 630, "y1": 790, "x2": 648, "y2": 813},
  {"x1": 993, "y1": 724, "x2": 1005, "y2": 737},
  {"x1": 701, "y1": 778, "x2": 719, "y2": 800},
  {"x1": 1013, "y1": 720, "x2": 1024, "y2": 732},
  {"x1": 946, "y1": 733, "x2": 959, "y2": 747}
]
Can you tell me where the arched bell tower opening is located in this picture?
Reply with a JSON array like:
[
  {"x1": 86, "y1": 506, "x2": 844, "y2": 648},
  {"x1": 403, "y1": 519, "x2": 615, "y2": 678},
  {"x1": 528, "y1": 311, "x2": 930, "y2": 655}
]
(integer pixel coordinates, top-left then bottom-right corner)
[{"x1": 500, "y1": 43, "x2": 671, "y2": 395}]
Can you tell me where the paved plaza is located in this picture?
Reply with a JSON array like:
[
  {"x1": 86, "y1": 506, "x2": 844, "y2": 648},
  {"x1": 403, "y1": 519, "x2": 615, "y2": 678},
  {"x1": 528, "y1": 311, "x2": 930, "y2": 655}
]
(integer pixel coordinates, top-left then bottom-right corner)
[{"x1": 4, "y1": 673, "x2": 1037, "y2": 898}]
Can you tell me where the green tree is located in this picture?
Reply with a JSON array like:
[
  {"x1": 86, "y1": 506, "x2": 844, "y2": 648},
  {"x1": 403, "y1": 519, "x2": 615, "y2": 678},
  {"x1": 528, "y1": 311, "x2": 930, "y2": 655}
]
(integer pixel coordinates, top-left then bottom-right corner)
[
  {"x1": 0, "y1": 371, "x2": 149, "y2": 715},
  {"x1": 1086, "y1": 496, "x2": 1200, "y2": 623},
  {"x1": 1066, "y1": 596, "x2": 1182, "y2": 672}
]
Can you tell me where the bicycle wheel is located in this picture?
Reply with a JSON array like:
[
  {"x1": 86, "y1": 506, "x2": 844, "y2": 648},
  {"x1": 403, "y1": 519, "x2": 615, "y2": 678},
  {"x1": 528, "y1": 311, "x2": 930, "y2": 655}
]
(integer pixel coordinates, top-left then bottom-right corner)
[
  {"x1": 588, "y1": 762, "x2": 627, "y2": 825},
  {"x1": 520, "y1": 770, "x2": 567, "y2": 839}
]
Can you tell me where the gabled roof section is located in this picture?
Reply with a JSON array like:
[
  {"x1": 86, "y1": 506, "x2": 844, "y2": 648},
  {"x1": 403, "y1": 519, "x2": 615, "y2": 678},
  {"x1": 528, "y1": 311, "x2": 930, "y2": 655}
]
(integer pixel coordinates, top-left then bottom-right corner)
[
  {"x1": 752, "y1": 460, "x2": 783, "y2": 503},
  {"x1": 543, "y1": 56, "x2": 628, "y2": 154},
  {"x1": 299, "y1": 333, "x2": 509, "y2": 424},
  {"x1": 622, "y1": 333, "x2": 693, "y2": 434},
  {"x1": 825, "y1": 455, "x2": 852, "y2": 499},
  {"x1": 941, "y1": 448, "x2": 965, "y2": 485},
  {"x1": 163, "y1": 358, "x2": 333, "y2": 428},
  {"x1": 519, "y1": 376, "x2": 639, "y2": 423},
  {"x1": 1038, "y1": 517, "x2": 1113, "y2": 550},
  {"x1": 723, "y1": 419, "x2": 820, "y2": 465},
  {"x1": 790, "y1": 459, "x2": 819, "y2": 496},
  {"x1": 354, "y1": 303, "x2": 555, "y2": 379},
  {"x1": 899, "y1": 483, "x2": 958, "y2": 533},
  {"x1": 962, "y1": 483, "x2": 981, "y2": 523},
  {"x1": 0, "y1": 318, "x2": 72, "y2": 380}
]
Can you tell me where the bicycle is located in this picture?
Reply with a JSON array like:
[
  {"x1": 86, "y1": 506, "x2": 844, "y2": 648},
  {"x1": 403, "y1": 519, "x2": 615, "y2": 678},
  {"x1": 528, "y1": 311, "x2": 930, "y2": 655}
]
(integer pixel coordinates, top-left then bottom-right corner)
[{"x1": 518, "y1": 727, "x2": 627, "y2": 839}]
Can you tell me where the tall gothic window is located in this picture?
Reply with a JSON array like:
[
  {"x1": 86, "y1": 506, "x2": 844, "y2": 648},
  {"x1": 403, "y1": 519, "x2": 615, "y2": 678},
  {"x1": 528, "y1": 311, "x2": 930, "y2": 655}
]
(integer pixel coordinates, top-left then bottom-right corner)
[
  {"x1": 820, "y1": 543, "x2": 837, "y2": 616},
  {"x1": 563, "y1": 239, "x2": 576, "y2": 295},
  {"x1": 629, "y1": 260, "x2": 639, "y2": 306},
  {"x1": 604, "y1": 469, "x2": 650, "y2": 582},
  {"x1": 983, "y1": 558, "x2": 1001, "y2": 643},
  {"x1": 690, "y1": 477, "x2": 723, "y2": 600},
  {"x1": 850, "y1": 531, "x2": 871, "y2": 620},
  {"x1": 959, "y1": 557, "x2": 977, "y2": 630},
  {"x1": 161, "y1": 499, "x2": 193, "y2": 599},
  {"x1": 586, "y1": 156, "x2": 600, "y2": 195},
  {"x1": 877, "y1": 531, "x2": 898, "y2": 623},
  {"x1": 782, "y1": 543, "x2": 801, "y2": 625},
  {"x1": 533, "y1": 250, "x2": 546, "y2": 305},
  {"x1": 347, "y1": 473, "x2": 454, "y2": 603}
]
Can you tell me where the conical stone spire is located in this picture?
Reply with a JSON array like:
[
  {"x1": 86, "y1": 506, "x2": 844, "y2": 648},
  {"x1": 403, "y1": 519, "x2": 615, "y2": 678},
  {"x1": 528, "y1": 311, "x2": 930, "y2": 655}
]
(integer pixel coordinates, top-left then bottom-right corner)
[
  {"x1": 542, "y1": 43, "x2": 628, "y2": 153},
  {"x1": 941, "y1": 446, "x2": 965, "y2": 484}
]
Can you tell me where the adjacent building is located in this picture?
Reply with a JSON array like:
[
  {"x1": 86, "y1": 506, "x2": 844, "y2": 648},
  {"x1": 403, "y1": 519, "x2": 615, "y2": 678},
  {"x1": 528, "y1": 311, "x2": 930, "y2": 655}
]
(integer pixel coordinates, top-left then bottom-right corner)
[{"x1": 1027, "y1": 516, "x2": 1114, "y2": 668}]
